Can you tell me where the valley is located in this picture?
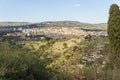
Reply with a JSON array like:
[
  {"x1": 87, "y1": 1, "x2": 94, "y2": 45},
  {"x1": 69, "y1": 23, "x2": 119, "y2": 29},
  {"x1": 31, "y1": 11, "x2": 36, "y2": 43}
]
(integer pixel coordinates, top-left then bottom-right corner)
[
  {"x1": 0, "y1": 21, "x2": 110, "y2": 80},
  {"x1": 0, "y1": 21, "x2": 107, "y2": 41}
]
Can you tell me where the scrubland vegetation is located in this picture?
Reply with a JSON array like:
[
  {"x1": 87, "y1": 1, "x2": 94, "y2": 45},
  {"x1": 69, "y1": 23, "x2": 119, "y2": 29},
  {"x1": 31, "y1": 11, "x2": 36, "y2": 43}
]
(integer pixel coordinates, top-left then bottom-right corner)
[{"x1": 0, "y1": 36, "x2": 109, "y2": 80}]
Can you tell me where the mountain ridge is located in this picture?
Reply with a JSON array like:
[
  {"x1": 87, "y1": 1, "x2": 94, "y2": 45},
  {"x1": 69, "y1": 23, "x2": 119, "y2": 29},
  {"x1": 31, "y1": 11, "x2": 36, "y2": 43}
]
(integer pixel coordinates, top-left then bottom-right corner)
[{"x1": 0, "y1": 21, "x2": 107, "y2": 30}]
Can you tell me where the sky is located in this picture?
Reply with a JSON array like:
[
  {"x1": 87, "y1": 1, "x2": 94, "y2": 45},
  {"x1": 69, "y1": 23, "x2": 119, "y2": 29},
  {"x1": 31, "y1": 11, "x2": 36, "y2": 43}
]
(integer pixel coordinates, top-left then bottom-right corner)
[{"x1": 0, "y1": 0, "x2": 119, "y2": 23}]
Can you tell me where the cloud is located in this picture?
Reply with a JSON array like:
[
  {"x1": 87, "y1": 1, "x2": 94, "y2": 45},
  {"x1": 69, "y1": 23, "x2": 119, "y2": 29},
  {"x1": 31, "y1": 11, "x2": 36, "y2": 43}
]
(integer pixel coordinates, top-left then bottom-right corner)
[{"x1": 74, "y1": 4, "x2": 80, "y2": 7}]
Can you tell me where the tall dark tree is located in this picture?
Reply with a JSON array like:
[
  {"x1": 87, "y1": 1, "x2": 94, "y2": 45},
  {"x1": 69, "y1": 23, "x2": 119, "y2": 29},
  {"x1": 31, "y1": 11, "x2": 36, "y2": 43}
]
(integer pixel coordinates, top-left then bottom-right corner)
[{"x1": 107, "y1": 4, "x2": 120, "y2": 69}]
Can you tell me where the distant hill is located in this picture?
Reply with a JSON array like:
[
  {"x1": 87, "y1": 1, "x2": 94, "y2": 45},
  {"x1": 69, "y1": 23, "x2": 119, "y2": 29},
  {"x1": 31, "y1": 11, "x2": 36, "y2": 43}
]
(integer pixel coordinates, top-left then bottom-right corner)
[
  {"x1": 0, "y1": 21, "x2": 107, "y2": 30},
  {"x1": 0, "y1": 22, "x2": 32, "y2": 26},
  {"x1": 41, "y1": 21, "x2": 107, "y2": 30}
]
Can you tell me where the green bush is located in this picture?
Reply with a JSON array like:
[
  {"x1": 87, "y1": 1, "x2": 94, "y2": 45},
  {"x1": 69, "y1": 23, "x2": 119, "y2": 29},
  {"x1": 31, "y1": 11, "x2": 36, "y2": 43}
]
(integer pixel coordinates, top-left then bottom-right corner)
[{"x1": 0, "y1": 41, "x2": 52, "y2": 80}]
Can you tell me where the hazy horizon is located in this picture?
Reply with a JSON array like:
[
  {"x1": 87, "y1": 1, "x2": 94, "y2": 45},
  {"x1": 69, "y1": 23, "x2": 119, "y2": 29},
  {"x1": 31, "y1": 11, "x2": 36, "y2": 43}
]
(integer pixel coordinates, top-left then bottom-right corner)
[
  {"x1": 0, "y1": 0, "x2": 119, "y2": 23},
  {"x1": 0, "y1": 20, "x2": 107, "y2": 24}
]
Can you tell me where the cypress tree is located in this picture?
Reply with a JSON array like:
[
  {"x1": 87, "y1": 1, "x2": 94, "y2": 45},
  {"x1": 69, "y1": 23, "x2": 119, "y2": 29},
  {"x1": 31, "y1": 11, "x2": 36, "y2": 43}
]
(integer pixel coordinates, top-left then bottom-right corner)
[{"x1": 107, "y1": 4, "x2": 120, "y2": 69}]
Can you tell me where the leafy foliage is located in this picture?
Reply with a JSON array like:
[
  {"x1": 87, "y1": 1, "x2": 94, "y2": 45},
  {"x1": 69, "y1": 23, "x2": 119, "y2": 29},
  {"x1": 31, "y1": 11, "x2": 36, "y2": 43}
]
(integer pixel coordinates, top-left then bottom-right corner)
[{"x1": 0, "y1": 41, "x2": 53, "y2": 80}]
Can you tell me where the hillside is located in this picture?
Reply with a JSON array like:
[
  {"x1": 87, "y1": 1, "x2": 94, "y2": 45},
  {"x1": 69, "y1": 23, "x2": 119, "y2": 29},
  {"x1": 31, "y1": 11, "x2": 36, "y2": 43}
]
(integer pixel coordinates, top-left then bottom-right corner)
[
  {"x1": 41, "y1": 21, "x2": 107, "y2": 30},
  {"x1": 13, "y1": 36, "x2": 109, "y2": 80},
  {"x1": 0, "y1": 21, "x2": 107, "y2": 30}
]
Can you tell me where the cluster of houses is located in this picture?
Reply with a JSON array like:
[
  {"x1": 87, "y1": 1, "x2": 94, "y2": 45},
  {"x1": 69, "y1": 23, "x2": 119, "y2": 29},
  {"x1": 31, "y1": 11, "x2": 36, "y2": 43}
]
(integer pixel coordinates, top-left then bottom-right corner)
[
  {"x1": 22, "y1": 28, "x2": 86, "y2": 38},
  {"x1": 0, "y1": 26, "x2": 108, "y2": 41},
  {"x1": 21, "y1": 27, "x2": 108, "y2": 38}
]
